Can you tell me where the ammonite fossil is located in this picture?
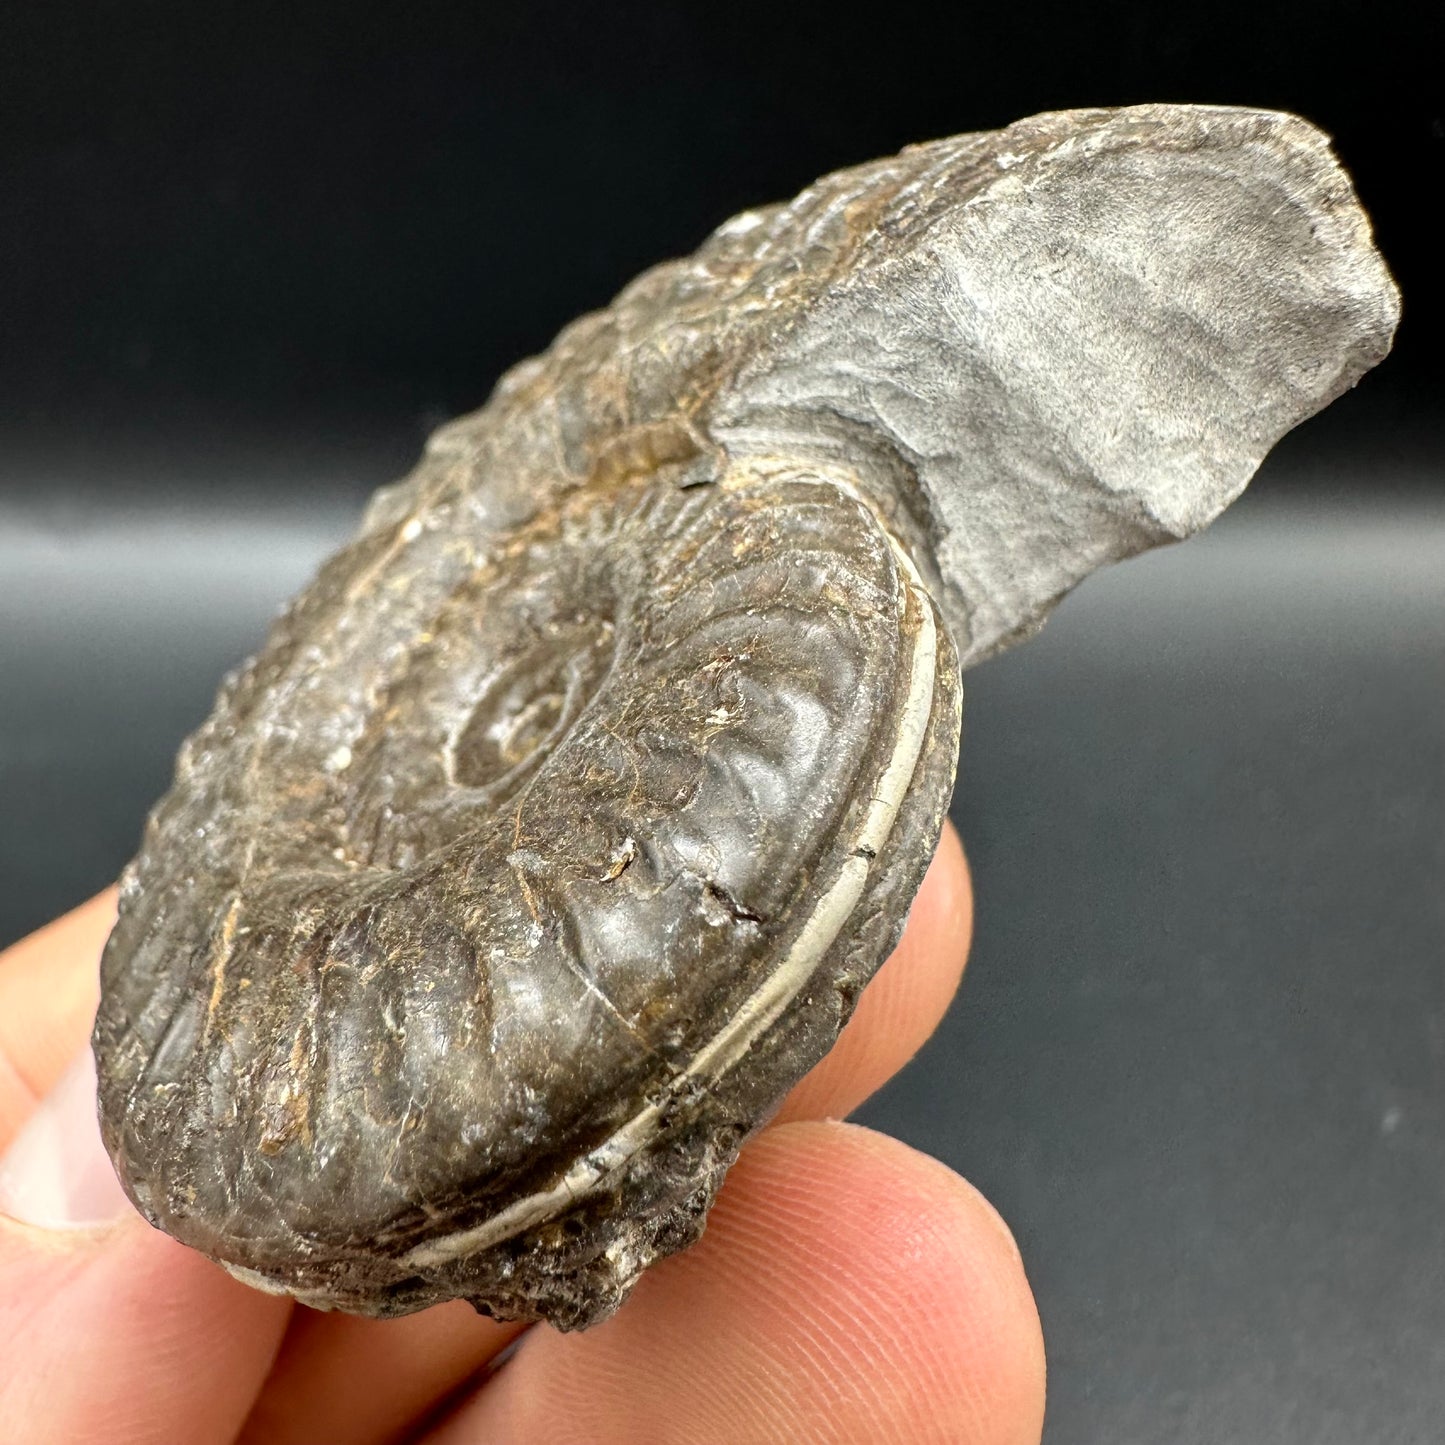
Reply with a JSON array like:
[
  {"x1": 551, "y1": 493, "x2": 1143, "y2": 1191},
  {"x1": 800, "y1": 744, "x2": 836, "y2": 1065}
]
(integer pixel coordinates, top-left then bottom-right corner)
[{"x1": 93, "y1": 105, "x2": 1398, "y2": 1329}]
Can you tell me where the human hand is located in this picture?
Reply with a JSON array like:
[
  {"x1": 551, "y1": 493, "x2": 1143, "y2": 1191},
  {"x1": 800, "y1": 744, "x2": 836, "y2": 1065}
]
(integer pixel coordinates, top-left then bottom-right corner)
[{"x1": 0, "y1": 823, "x2": 1043, "y2": 1443}]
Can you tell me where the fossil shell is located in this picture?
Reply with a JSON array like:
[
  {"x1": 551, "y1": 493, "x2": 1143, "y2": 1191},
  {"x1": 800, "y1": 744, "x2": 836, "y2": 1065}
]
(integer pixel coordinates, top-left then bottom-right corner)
[{"x1": 93, "y1": 105, "x2": 1397, "y2": 1328}]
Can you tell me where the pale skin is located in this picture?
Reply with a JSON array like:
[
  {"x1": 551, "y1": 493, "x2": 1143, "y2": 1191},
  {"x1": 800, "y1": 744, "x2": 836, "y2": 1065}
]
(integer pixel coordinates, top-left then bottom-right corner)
[{"x1": 0, "y1": 823, "x2": 1045, "y2": 1443}]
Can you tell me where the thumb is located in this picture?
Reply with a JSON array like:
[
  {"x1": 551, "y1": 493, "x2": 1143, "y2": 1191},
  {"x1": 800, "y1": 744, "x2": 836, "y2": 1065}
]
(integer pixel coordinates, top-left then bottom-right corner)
[{"x1": 0, "y1": 1048, "x2": 291, "y2": 1445}]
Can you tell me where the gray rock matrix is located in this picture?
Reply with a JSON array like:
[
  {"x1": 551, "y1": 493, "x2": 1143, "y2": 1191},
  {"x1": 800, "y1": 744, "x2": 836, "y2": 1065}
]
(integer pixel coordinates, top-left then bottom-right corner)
[{"x1": 94, "y1": 104, "x2": 1398, "y2": 1329}]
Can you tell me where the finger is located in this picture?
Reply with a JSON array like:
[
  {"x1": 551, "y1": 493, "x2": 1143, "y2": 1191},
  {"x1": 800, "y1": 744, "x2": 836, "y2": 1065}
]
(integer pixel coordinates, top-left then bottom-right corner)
[
  {"x1": 238, "y1": 1302, "x2": 524, "y2": 1445},
  {"x1": 3, "y1": 824, "x2": 966, "y2": 1441},
  {"x1": 237, "y1": 825, "x2": 971, "y2": 1443},
  {"x1": 0, "y1": 889, "x2": 116, "y2": 1149},
  {"x1": 429, "y1": 1121, "x2": 1045, "y2": 1445},
  {"x1": 0, "y1": 1051, "x2": 292, "y2": 1445},
  {"x1": 775, "y1": 819, "x2": 971, "y2": 1125},
  {"x1": 0, "y1": 1216, "x2": 292, "y2": 1445}
]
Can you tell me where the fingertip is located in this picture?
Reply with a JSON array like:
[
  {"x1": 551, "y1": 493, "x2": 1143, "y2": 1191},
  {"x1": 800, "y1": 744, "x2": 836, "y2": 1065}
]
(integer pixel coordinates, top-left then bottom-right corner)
[
  {"x1": 716, "y1": 1122, "x2": 1045, "y2": 1445},
  {"x1": 238, "y1": 1297, "x2": 524, "y2": 1445},
  {"x1": 777, "y1": 819, "x2": 972, "y2": 1124},
  {"x1": 928, "y1": 818, "x2": 973, "y2": 964},
  {"x1": 1, "y1": 1211, "x2": 291, "y2": 1444},
  {"x1": 0, "y1": 889, "x2": 118, "y2": 1153},
  {"x1": 436, "y1": 1119, "x2": 1043, "y2": 1445}
]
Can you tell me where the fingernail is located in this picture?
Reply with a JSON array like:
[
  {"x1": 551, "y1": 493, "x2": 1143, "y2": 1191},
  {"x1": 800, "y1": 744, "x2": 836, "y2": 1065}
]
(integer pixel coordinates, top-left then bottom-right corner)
[{"x1": 0, "y1": 1048, "x2": 133, "y2": 1228}]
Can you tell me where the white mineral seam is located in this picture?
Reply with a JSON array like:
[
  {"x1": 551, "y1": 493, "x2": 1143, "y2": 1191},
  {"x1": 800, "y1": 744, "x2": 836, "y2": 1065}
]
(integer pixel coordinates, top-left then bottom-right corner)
[
  {"x1": 399, "y1": 492, "x2": 938, "y2": 1270},
  {"x1": 223, "y1": 1261, "x2": 315, "y2": 1299}
]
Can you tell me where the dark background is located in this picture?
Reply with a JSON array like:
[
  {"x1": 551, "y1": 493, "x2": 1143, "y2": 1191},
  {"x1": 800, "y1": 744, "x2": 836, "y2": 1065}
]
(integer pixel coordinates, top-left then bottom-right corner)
[
  {"x1": 3, "y1": 0, "x2": 1442, "y2": 486},
  {"x1": 2, "y1": 3, "x2": 1441, "y2": 1439}
]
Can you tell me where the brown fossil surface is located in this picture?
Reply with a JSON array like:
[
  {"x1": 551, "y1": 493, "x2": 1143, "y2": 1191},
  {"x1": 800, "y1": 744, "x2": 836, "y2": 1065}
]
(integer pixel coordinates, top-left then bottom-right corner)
[{"x1": 93, "y1": 105, "x2": 1398, "y2": 1329}]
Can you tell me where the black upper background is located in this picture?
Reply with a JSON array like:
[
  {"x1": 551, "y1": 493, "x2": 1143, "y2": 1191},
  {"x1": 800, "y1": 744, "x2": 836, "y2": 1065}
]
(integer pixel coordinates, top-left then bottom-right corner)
[{"x1": 2, "y1": 0, "x2": 1440, "y2": 500}]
